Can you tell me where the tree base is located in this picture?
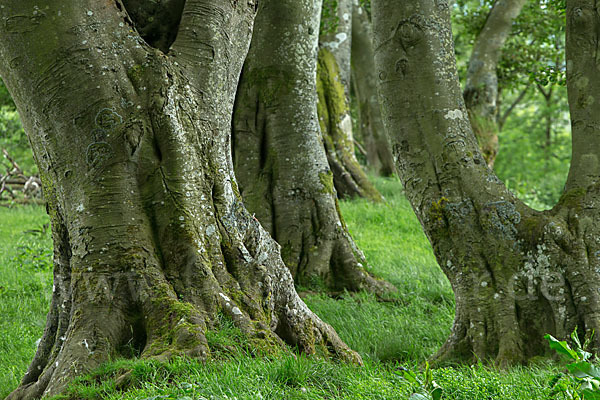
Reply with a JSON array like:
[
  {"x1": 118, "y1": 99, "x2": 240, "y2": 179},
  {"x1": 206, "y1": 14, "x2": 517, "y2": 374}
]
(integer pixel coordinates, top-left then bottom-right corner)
[
  {"x1": 428, "y1": 199, "x2": 600, "y2": 366},
  {"x1": 8, "y1": 214, "x2": 361, "y2": 400}
]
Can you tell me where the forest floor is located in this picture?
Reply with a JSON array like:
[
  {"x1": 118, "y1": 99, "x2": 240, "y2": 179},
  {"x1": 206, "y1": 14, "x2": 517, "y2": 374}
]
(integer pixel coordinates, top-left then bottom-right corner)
[{"x1": 0, "y1": 177, "x2": 569, "y2": 399}]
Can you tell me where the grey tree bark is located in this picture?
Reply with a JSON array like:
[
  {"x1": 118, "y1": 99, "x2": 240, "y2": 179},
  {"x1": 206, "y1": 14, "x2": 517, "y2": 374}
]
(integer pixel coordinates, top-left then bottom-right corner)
[
  {"x1": 320, "y1": 0, "x2": 353, "y2": 96},
  {"x1": 233, "y1": 0, "x2": 392, "y2": 294},
  {"x1": 1, "y1": 2, "x2": 360, "y2": 398},
  {"x1": 318, "y1": 0, "x2": 383, "y2": 201},
  {"x1": 373, "y1": 0, "x2": 600, "y2": 365},
  {"x1": 464, "y1": 0, "x2": 527, "y2": 168},
  {"x1": 317, "y1": 47, "x2": 384, "y2": 202},
  {"x1": 351, "y1": 1, "x2": 396, "y2": 176}
]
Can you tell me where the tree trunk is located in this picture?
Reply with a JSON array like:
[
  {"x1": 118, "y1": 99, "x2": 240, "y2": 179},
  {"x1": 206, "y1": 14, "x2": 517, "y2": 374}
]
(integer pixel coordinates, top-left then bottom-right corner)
[
  {"x1": 318, "y1": 0, "x2": 382, "y2": 201},
  {"x1": 320, "y1": 0, "x2": 353, "y2": 97},
  {"x1": 233, "y1": 0, "x2": 392, "y2": 295},
  {"x1": 373, "y1": 0, "x2": 600, "y2": 365},
  {"x1": 1, "y1": 2, "x2": 360, "y2": 398},
  {"x1": 351, "y1": 1, "x2": 396, "y2": 176},
  {"x1": 317, "y1": 48, "x2": 384, "y2": 202},
  {"x1": 463, "y1": 0, "x2": 527, "y2": 168}
]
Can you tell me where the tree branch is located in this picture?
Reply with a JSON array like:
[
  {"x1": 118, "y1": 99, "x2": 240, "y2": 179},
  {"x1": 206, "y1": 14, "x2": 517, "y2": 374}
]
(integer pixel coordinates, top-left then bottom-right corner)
[
  {"x1": 170, "y1": 0, "x2": 258, "y2": 97},
  {"x1": 498, "y1": 83, "x2": 531, "y2": 131}
]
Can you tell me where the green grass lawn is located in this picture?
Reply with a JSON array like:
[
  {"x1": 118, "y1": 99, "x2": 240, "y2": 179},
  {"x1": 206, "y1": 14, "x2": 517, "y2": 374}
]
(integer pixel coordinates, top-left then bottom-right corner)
[
  {"x1": 0, "y1": 178, "x2": 566, "y2": 399},
  {"x1": 0, "y1": 205, "x2": 53, "y2": 394}
]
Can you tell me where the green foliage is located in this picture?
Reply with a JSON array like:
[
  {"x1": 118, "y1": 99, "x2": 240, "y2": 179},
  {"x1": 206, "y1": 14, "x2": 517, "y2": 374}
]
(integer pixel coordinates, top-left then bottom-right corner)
[
  {"x1": 358, "y1": 0, "x2": 371, "y2": 16},
  {"x1": 494, "y1": 86, "x2": 571, "y2": 210},
  {"x1": 0, "y1": 79, "x2": 15, "y2": 109},
  {"x1": 397, "y1": 362, "x2": 443, "y2": 400},
  {"x1": 545, "y1": 330, "x2": 600, "y2": 399},
  {"x1": 0, "y1": 106, "x2": 37, "y2": 175},
  {"x1": 320, "y1": 0, "x2": 339, "y2": 35},
  {"x1": 501, "y1": 0, "x2": 566, "y2": 90},
  {"x1": 548, "y1": 0, "x2": 566, "y2": 14},
  {"x1": 453, "y1": 0, "x2": 566, "y2": 90},
  {"x1": 451, "y1": 0, "x2": 571, "y2": 211}
]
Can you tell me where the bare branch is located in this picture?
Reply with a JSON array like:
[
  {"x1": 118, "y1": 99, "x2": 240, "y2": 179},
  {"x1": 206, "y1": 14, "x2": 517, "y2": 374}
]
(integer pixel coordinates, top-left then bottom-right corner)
[{"x1": 498, "y1": 83, "x2": 531, "y2": 131}]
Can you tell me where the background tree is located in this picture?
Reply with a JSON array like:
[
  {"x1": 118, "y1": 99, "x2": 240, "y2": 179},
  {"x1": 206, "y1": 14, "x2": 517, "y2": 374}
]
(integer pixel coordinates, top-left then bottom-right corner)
[
  {"x1": 454, "y1": 0, "x2": 569, "y2": 176},
  {"x1": 233, "y1": 0, "x2": 391, "y2": 294},
  {"x1": 461, "y1": 0, "x2": 527, "y2": 168},
  {"x1": 318, "y1": 0, "x2": 383, "y2": 201},
  {"x1": 1, "y1": 2, "x2": 359, "y2": 398},
  {"x1": 321, "y1": 0, "x2": 353, "y2": 94},
  {"x1": 493, "y1": 1, "x2": 570, "y2": 209},
  {"x1": 351, "y1": 0, "x2": 396, "y2": 176},
  {"x1": 373, "y1": 0, "x2": 600, "y2": 365}
]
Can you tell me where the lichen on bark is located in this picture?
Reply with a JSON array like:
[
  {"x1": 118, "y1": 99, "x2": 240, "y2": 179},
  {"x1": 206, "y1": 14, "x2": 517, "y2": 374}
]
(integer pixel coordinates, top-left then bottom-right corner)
[
  {"x1": 0, "y1": 1, "x2": 360, "y2": 398},
  {"x1": 317, "y1": 47, "x2": 383, "y2": 202},
  {"x1": 373, "y1": 0, "x2": 600, "y2": 366},
  {"x1": 233, "y1": 0, "x2": 392, "y2": 295}
]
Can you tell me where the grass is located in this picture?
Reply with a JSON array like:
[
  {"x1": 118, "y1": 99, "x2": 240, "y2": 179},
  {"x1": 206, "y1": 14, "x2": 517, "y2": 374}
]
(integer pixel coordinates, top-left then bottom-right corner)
[
  {"x1": 0, "y1": 178, "x2": 566, "y2": 399},
  {"x1": 0, "y1": 205, "x2": 52, "y2": 394},
  {"x1": 305, "y1": 177, "x2": 454, "y2": 363}
]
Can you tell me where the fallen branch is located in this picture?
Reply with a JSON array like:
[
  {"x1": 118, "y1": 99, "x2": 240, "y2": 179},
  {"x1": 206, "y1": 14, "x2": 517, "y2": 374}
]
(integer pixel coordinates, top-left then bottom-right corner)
[{"x1": 0, "y1": 149, "x2": 42, "y2": 202}]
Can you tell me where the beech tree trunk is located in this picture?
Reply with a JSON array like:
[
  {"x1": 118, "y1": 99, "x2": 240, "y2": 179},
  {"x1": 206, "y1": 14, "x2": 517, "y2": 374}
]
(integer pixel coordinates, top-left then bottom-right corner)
[
  {"x1": 351, "y1": 1, "x2": 396, "y2": 176},
  {"x1": 317, "y1": 48, "x2": 384, "y2": 202},
  {"x1": 1, "y1": 2, "x2": 360, "y2": 398},
  {"x1": 464, "y1": 0, "x2": 527, "y2": 168},
  {"x1": 320, "y1": 0, "x2": 353, "y2": 96},
  {"x1": 373, "y1": 0, "x2": 600, "y2": 365},
  {"x1": 233, "y1": 0, "x2": 391, "y2": 294},
  {"x1": 318, "y1": 0, "x2": 382, "y2": 201}
]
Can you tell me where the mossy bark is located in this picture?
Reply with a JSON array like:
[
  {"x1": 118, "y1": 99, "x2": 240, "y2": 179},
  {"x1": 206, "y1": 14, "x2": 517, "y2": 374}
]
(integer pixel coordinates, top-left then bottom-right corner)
[
  {"x1": 318, "y1": 0, "x2": 382, "y2": 200},
  {"x1": 351, "y1": 2, "x2": 396, "y2": 177},
  {"x1": 233, "y1": 0, "x2": 392, "y2": 295},
  {"x1": 317, "y1": 48, "x2": 383, "y2": 202},
  {"x1": 463, "y1": 0, "x2": 527, "y2": 169},
  {"x1": 373, "y1": 0, "x2": 600, "y2": 365},
  {"x1": 0, "y1": 2, "x2": 360, "y2": 398},
  {"x1": 320, "y1": 0, "x2": 353, "y2": 97}
]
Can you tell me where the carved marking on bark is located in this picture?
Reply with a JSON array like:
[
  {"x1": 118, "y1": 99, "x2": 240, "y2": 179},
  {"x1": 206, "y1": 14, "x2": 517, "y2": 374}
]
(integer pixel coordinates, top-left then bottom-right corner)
[
  {"x1": 5, "y1": 13, "x2": 45, "y2": 34},
  {"x1": 394, "y1": 18, "x2": 424, "y2": 48},
  {"x1": 95, "y1": 108, "x2": 123, "y2": 129},
  {"x1": 86, "y1": 108, "x2": 123, "y2": 168},
  {"x1": 86, "y1": 142, "x2": 112, "y2": 168},
  {"x1": 9, "y1": 56, "x2": 23, "y2": 70}
]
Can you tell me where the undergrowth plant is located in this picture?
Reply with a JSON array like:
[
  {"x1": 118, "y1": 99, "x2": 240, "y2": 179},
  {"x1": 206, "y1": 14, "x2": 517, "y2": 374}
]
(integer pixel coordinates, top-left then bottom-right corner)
[
  {"x1": 0, "y1": 179, "x2": 575, "y2": 399},
  {"x1": 396, "y1": 361, "x2": 443, "y2": 400},
  {"x1": 546, "y1": 329, "x2": 600, "y2": 399}
]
